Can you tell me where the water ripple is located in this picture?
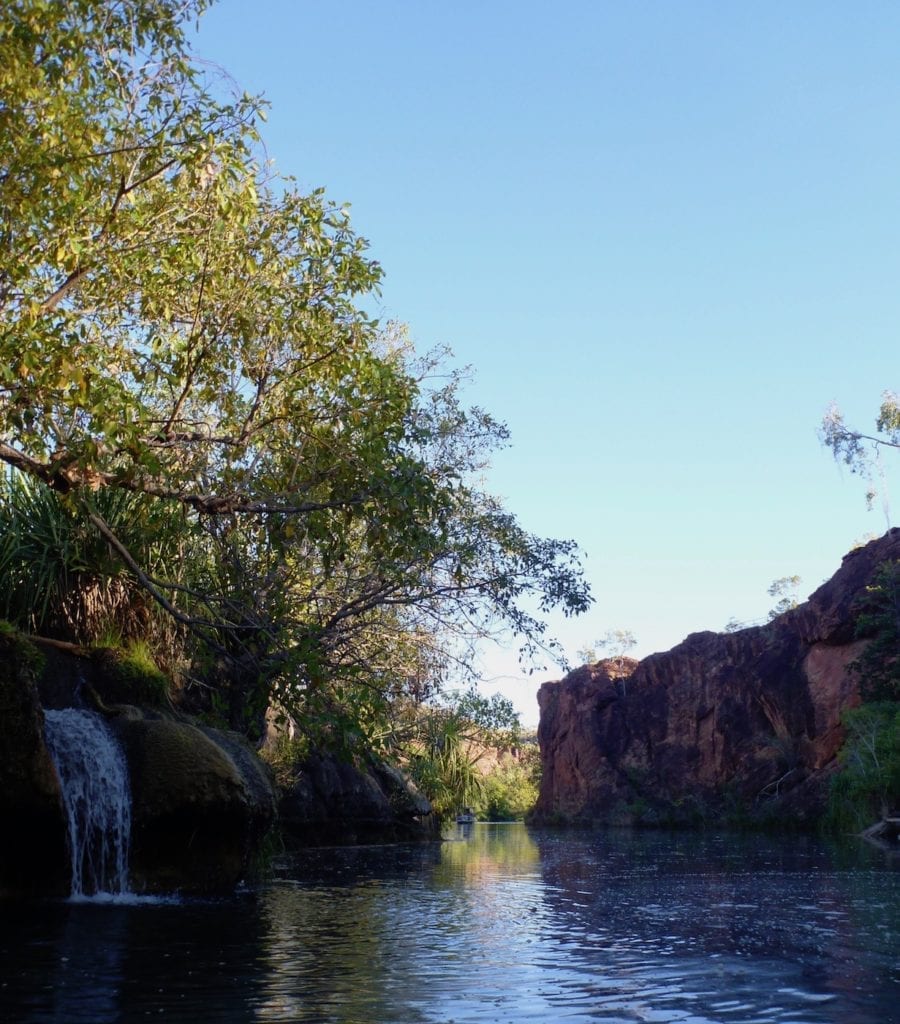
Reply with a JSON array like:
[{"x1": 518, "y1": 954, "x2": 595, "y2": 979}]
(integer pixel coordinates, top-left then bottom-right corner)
[{"x1": 0, "y1": 826, "x2": 897, "y2": 1023}]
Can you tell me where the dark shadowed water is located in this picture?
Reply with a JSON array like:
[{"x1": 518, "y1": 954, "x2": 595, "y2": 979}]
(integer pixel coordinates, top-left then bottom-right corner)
[{"x1": 1, "y1": 825, "x2": 897, "y2": 1023}]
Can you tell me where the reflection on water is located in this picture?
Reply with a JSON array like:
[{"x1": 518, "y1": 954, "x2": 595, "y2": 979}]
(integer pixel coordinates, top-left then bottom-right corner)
[{"x1": 1, "y1": 825, "x2": 897, "y2": 1023}]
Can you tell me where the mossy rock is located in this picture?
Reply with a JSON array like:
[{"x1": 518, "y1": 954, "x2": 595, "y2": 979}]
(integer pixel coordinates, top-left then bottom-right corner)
[
  {"x1": 91, "y1": 645, "x2": 171, "y2": 707},
  {"x1": 0, "y1": 631, "x2": 67, "y2": 895},
  {"x1": 0, "y1": 623, "x2": 46, "y2": 682},
  {"x1": 111, "y1": 713, "x2": 276, "y2": 893}
]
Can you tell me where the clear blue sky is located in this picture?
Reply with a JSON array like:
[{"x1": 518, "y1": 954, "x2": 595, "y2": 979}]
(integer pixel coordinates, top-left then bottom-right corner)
[{"x1": 194, "y1": 1, "x2": 899, "y2": 724}]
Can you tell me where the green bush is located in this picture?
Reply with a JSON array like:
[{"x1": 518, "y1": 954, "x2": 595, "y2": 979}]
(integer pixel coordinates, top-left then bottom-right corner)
[
  {"x1": 406, "y1": 737, "x2": 484, "y2": 818},
  {"x1": 826, "y1": 703, "x2": 900, "y2": 832},
  {"x1": 260, "y1": 732, "x2": 312, "y2": 790},
  {"x1": 0, "y1": 471, "x2": 194, "y2": 676},
  {"x1": 475, "y1": 750, "x2": 540, "y2": 821},
  {"x1": 851, "y1": 561, "x2": 900, "y2": 702}
]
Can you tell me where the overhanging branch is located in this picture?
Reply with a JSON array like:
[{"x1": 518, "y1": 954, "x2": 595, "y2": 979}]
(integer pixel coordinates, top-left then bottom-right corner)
[{"x1": 0, "y1": 441, "x2": 364, "y2": 515}]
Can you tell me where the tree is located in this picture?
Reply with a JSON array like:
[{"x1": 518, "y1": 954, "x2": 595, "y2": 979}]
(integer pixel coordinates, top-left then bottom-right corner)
[
  {"x1": 827, "y1": 703, "x2": 900, "y2": 829},
  {"x1": 577, "y1": 628, "x2": 637, "y2": 666},
  {"x1": 0, "y1": 0, "x2": 393, "y2": 612},
  {"x1": 400, "y1": 689, "x2": 503, "y2": 817},
  {"x1": 821, "y1": 393, "x2": 899, "y2": 511},
  {"x1": 767, "y1": 575, "x2": 801, "y2": 621},
  {"x1": 0, "y1": 0, "x2": 592, "y2": 739},
  {"x1": 476, "y1": 751, "x2": 540, "y2": 821},
  {"x1": 399, "y1": 686, "x2": 528, "y2": 819}
]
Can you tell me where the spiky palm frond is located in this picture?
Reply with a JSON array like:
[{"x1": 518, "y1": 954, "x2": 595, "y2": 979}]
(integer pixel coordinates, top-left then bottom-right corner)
[{"x1": 0, "y1": 470, "x2": 200, "y2": 668}]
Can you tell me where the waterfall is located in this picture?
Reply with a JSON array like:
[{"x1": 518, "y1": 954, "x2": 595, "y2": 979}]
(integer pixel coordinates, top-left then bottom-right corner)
[{"x1": 43, "y1": 708, "x2": 132, "y2": 898}]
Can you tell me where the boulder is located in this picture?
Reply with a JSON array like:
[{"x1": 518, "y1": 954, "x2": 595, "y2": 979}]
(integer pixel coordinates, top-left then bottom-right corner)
[
  {"x1": 110, "y1": 710, "x2": 277, "y2": 893},
  {"x1": 531, "y1": 530, "x2": 900, "y2": 829},
  {"x1": 279, "y1": 752, "x2": 435, "y2": 846}
]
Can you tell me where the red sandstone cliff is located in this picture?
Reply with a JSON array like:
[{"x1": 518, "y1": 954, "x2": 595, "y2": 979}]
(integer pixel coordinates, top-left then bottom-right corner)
[{"x1": 531, "y1": 529, "x2": 900, "y2": 828}]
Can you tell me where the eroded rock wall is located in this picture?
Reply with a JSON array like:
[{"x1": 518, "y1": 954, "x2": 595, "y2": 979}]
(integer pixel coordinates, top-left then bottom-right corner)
[{"x1": 532, "y1": 530, "x2": 900, "y2": 828}]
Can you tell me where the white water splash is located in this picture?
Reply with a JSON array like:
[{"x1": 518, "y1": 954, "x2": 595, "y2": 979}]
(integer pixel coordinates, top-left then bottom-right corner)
[{"x1": 43, "y1": 708, "x2": 132, "y2": 898}]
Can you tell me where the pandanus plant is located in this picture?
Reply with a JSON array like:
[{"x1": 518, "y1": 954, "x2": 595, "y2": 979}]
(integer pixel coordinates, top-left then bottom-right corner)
[{"x1": 0, "y1": 469, "x2": 196, "y2": 671}]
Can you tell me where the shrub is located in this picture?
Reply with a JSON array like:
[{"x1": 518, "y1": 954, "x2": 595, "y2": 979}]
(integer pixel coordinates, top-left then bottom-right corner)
[
  {"x1": 476, "y1": 750, "x2": 540, "y2": 821},
  {"x1": 851, "y1": 561, "x2": 900, "y2": 702},
  {"x1": 826, "y1": 703, "x2": 900, "y2": 832}
]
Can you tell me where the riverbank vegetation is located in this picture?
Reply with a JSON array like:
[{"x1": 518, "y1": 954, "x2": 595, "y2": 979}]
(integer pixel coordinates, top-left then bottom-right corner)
[
  {"x1": 475, "y1": 744, "x2": 541, "y2": 821},
  {"x1": 826, "y1": 559, "x2": 900, "y2": 831},
  {"x1": 0, "y1": 0, "x2": 590, "y2": 818},
  {"x1": 827, "y1": 702, "x2": 900, "y2": 832}
]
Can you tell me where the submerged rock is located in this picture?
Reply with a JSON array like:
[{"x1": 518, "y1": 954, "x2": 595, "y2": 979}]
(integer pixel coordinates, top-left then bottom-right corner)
[{"x1": 531, "y1": 530, "x2": 900, "y2": 829}]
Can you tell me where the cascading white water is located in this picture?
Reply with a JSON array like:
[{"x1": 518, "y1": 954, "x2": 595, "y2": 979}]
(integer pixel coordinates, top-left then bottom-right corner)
[{"x1": 43, "y1": 708, "x2": 132, "y2": 898}]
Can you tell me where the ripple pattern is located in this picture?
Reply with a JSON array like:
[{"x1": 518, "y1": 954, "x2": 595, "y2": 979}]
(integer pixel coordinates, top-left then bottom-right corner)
[{"x1": 0, "y1": 826, "x2": 896, "y2": 1023}]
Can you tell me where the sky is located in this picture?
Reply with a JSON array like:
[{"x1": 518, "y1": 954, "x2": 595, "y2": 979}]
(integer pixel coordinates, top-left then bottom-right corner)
[{"x1": 192, "y1": 0, "x2": 899, "y2": 724}]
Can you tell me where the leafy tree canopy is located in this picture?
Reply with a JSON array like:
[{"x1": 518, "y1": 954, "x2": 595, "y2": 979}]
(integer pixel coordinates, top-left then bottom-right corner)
[
  {"x1": 0, "y1": 0, "x2": 592, "y2": 738},
  {"x1": 1, "y1": 0, "x2": 390, "y2": 514}
]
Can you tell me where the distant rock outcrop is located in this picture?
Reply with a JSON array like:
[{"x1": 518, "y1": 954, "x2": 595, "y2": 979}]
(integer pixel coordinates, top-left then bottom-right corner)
[{"x1": 531, "y1": 530, "x2": 900, "y2": 829}]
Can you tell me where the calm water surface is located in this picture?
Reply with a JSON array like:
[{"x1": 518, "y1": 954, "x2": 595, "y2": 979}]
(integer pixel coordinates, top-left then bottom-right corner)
[{"x1": 1, "y1": 825, "x2": 897, "y2": 1023}]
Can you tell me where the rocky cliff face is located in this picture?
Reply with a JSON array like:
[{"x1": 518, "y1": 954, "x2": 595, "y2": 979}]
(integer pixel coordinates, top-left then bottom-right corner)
[{"x1": 531, "y1": 530, "x2": 900, "y2": 828}]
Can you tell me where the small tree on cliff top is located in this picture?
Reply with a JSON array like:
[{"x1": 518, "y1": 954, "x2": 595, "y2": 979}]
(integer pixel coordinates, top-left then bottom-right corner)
[
  {"x1": 577, "y1": 629, "x2": 637, "y2": 671},
  {"x1": 767, "y1": 575, "x2": 802, "y2": 621}
]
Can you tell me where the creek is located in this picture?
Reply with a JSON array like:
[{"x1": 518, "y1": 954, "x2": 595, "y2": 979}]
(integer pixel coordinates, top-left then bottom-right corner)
[{"x1": 0, "y1": 824, "x2": 896, "y2": 1023}]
